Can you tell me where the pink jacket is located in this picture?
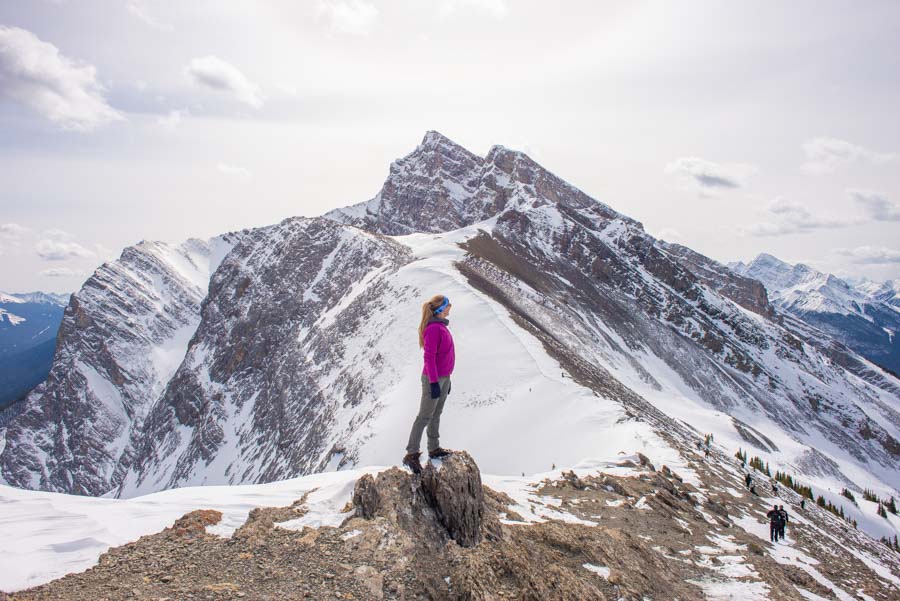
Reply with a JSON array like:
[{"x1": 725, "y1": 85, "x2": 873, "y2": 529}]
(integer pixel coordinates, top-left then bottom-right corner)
[{"x1": 422, "y1": 319, "x2": 455, "y2": 383}]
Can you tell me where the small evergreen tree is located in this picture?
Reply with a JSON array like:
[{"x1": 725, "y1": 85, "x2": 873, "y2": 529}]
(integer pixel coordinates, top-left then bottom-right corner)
[{"x1": 840, "y1": 488, "x2": 857, "y2": 505}]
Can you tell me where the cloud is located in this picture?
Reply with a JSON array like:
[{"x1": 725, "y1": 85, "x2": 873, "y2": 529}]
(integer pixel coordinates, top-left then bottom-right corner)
[
  {"x1": 664, "y1": 157, "x2": 756, "y2": 195},
  {"x1": 217, "y1": 163, "x2": 252, "y2": 180},
  {"x1": 834, "y1": 246, "x2": 900, "y2": 265},
  {"x1": 0, "y1": 25, "x2": 124, "y2": 131},
  {"x1": 0, "y1": 223, "x2": 30, "y2": 238},
  {"x1": 36, "y1": 238, "x2": 96, "y2": 261},
  {"x1": 316, "y1": 0, "x2": 379, "y2": 36},
  {"x1": 185, "y1": 56, "x2": 263, "y2": 108},
  {"x1": 802, "y1": 137, "x2": 896, "y2": 174},
  {"x1": 40, "y1": 267, "x2": 86, "y2": 278},
  {"x1": 42, "y1": 228, "x2": 73, "y2": 240},
  {"x1": 848, "y1": 189, "x2": 900, "y2": 222},
  {"x1": 744, "y1": 197, "x2": 860, "y2": 236},
  {"x1": 157, "y1": 108, "x2": 188, "y2": 130},
  {"x1": 126, "y1": 1, "x2": 174, "y2": 31},
  {"x1": 438, "y1": 0, "x2": 509, "y2": 18}
]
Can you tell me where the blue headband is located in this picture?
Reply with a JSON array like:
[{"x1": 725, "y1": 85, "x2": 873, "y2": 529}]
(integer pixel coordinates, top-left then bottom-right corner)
[{"x1": 434, "y1": 297, "x2": 450, "y2": 315}]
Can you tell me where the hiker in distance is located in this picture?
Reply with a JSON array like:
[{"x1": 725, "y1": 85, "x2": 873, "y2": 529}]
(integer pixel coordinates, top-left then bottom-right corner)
[
  {"x1": 767, "y1": 504, "x2": 782, "y2": 542},
  {"x1": 403, "y1": 295, "x2": 456, "y2": 475},
  {"x1": 777, "y1": 505, "x2": 789, "y2": 540}
]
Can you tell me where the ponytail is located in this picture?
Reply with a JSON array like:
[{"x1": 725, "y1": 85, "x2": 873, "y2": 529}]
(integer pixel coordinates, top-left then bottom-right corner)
[{"x1": 418, "y1": 295, "x2": 447, "y2": 348}]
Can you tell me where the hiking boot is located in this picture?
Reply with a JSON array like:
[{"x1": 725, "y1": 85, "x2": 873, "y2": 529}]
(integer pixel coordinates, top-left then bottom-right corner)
[
  {"x1": 428, "y1": 447, "x2": 453, "y2": 460},
  {"x1": 402, "y1": 452, "x2": 423, "y2": 475}
]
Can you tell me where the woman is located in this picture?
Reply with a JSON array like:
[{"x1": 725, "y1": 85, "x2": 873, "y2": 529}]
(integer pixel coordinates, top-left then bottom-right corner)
[{"x1": 402, "y1": 294, "x2": 455, "y2": 474}]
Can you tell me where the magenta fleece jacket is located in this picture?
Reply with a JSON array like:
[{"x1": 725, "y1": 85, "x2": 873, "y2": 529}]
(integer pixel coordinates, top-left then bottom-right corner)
[{"x1": 421, "y1": 320, "x2": 455, "y2": 383}]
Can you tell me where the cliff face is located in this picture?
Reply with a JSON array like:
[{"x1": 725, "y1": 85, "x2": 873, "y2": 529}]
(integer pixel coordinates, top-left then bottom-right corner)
[{"x1": 118, "y1": 217, "x2": 414, "y2": 495}]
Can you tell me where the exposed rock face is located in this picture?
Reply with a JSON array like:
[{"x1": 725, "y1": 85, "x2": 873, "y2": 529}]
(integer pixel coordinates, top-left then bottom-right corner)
[
  {"x1": 325, "y1": 130, "x2": 616, "y2": 235},
  {"x1": 117, "y1": 217, "x2": 414, "y2": 495},
  {"x1": 455, "y1": 207, "x2": 900, "y2": 478},
  {"x1": 0, "y1": 235, "x2": 240, "y2": 494},
  {"x1": 352, "y1": 473, "x2": 380, "y2": 519},
  {"x1": 354, "y1": 451, "x2": 485, "y2": 547}
]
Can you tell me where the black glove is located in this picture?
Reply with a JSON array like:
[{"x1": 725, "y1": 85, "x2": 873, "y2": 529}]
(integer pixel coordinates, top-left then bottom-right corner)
[
  {"x1": 430, "y1": 382, "x2": 441, "y2": 399},
  {"x1": 448, "y1": 381, "x2": 451, "y2": 395}
]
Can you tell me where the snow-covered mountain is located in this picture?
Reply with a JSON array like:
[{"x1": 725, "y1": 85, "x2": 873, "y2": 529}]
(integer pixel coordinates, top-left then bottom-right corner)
[
  {"x1": 0, "y1": 236, "x2": 240, "y2": 494},
  {"x1": 1, "y1": 132, "x2": 897, "y2": 553},
  {"x1": 0, "y1": 291, "x2": 68, "y2": 409},
  {"x1": 731, "y1": 253, "x2": 900, "y2": 374}
]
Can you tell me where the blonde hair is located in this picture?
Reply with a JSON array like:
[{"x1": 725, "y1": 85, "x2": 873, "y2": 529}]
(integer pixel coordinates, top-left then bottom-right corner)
[{"x1": 418, "y1": 295, "x2": 447, "y2": 348}]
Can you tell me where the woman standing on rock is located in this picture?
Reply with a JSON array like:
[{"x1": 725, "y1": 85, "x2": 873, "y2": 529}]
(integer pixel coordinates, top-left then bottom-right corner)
[{"x1": 403, "y1": 294, "x2": 455, "y2": 474}]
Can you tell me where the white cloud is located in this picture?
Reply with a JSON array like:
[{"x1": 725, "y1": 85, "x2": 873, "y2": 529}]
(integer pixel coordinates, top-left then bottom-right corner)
[
  {"x1": 848, "y1": 189, "x2": 900, "y2": 222},
  {"x1": 0, "y1": 25, "x2": 124, "y2": 131},
  {"x1": 0, "y1": 223, "x2": 30, "y2": 238},
  {"x1": 93, "y1": 243, "x2": 116, "y2": 260},
  {"x1": 217, "y1": 163, "x2": 252, "y2": 180},
  {"x1": 42, "y1": 228, "x2": 73, "y2": 240},
  {"x1": 438, "y1": 0, "x2": 509, "y2": 19},
  {"x1": 126, "y1": 1, "x2": 174, "y2": 31},
  {"x1": 316, "y1": 0, "x2": 379, "y2": 35},
  {"x1": 835, "y1": 246, "x2": 900, "y2": 265},
  {"x1": 185, "y1": 56, "x2": 263, "y2": 108},
  {"x1": 157, "y1": 108, "x2": 188, "y2": 130},
  {"x1": 36, "y1": 238, "x2": 96, "y2": 261},
  {"x1": 664, "y1": 156, "x2": 756, "y2": 195},
  {"x1": 40, "y1": 267, "x2": 86, "y2": 278},
  {"x1": 744, "y1": 197, "x2": 860, "y2": 236},
  {"x1": 802, "y1": 137, "x2": 896, "y2": 174}
]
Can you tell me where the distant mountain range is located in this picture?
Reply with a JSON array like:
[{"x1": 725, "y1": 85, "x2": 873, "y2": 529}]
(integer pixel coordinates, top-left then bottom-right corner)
[
  {"x1": 730, "y1": 254, "x2": 900, "y2": 374},
  {"x1": 0, "y1": 291, "x2": 69, "y2": 409}
]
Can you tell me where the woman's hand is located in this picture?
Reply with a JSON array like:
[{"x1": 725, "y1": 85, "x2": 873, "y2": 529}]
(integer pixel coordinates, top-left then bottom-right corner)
[{"x1": 430, "y1": 382, "x2": 441, "y2": 399}]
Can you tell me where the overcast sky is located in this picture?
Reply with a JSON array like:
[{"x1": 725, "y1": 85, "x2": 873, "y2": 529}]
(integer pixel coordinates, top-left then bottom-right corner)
[{"x1": 1, "y1": 0, "x2": 899, "y2": 293}]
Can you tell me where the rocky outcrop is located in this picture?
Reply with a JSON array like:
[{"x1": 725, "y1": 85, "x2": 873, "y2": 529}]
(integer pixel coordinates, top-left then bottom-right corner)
[
  {"x1": 11, "y1": 453, "x2": 900, "y2": 600},
  {"x1": 355, "y1": 451, "x2": 485, "y2": 547}
]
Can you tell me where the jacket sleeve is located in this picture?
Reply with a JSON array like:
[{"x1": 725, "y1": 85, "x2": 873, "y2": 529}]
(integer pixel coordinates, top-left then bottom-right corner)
[{"x1": 423, "y1": 326, "x2": 440, "y2": 383}]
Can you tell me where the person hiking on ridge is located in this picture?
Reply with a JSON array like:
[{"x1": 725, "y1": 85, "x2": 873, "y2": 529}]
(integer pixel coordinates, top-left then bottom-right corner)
[
  {"x1": 777, "y1": 505, "x2": 789, "y2": 540},
  {"x1": 766, "y1": 504, "x2": 781, "y2": 542},
  {"x1": 402, "y1": 295, "x2": 455, "y2": 475}
]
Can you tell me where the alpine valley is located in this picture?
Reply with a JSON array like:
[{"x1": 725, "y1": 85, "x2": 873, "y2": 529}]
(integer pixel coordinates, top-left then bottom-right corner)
[{"x1": 1, "y1": 132, "x2": 898, "y2": 598}]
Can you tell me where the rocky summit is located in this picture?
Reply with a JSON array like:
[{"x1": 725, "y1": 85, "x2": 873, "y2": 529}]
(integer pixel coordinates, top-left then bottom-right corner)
[{"x1": 5, "y1": 452, "x2": 898, "y2": 600}]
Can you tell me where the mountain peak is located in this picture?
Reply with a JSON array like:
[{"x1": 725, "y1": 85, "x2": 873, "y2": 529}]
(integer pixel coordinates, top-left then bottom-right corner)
[{"x1": 420, "y1": 129, "x2": 459, "y2": 148}]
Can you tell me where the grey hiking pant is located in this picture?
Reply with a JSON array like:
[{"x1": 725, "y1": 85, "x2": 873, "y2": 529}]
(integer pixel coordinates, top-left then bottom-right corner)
[{"x1": 405, "y1": 374, "x2": 451, "y2": 454}]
